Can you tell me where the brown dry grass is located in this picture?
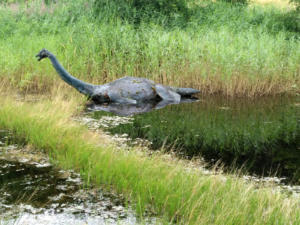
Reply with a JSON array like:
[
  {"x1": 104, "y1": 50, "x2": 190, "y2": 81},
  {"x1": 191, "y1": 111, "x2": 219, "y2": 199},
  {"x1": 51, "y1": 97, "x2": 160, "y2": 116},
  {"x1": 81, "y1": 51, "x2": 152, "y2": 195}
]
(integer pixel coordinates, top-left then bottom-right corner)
[{"x1": 0, "y1": 70, "x2": 298, "y2": 99}]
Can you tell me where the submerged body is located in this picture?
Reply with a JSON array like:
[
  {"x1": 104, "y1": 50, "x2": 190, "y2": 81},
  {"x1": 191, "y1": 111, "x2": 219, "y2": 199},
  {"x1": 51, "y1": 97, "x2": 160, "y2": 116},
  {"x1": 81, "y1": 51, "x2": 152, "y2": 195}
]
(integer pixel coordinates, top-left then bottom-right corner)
[
  {"x1": 87, "y1": 98, "x2": 199, "y2": 116},
  {"x1": 36, "y1": 49, "x2": 200, "y2": 104}
]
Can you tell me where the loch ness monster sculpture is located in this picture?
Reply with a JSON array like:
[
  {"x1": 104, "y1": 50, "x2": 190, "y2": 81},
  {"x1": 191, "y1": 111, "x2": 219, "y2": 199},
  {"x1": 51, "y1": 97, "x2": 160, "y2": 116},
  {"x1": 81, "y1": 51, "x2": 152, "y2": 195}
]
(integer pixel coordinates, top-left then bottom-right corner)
[{"x1": 36, "y1": 49, "x2": 200, "y2": 104}]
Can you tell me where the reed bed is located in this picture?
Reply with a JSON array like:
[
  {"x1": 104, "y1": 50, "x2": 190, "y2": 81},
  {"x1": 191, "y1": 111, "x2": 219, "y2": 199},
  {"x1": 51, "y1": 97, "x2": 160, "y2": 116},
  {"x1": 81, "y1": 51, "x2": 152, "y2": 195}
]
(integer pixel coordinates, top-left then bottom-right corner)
[{"x1": 0, "y1": 0, "x2": 299, "y2": 97}]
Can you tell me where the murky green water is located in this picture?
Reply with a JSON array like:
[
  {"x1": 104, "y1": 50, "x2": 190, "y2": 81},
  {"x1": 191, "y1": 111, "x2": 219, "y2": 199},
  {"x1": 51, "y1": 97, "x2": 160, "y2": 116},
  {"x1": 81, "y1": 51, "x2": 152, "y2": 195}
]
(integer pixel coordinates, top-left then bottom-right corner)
[
  {"x1": 0, "y1": 130, "x2": 156, "y2": 225},
  {"x1": 90, "y1": 96, "x2": 300, "y2": 184}
]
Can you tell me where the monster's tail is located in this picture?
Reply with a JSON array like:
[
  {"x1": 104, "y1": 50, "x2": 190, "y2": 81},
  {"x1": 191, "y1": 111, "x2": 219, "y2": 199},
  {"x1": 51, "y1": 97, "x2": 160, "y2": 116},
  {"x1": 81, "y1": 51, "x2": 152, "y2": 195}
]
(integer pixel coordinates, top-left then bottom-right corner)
[{"x1": 175, "y1": 88, "x2": 200, "y2": 97}]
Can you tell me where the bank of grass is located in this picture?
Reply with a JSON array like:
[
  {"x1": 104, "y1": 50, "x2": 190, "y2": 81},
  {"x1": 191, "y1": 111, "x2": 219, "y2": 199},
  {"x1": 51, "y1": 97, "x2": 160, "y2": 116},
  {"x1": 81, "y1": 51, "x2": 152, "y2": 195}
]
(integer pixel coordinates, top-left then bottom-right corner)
[
  {"x1": 0, "y1": 0, "x2": 299, "y2": 97},
  {"x1": 0, "y1": 91, "x2": 298, "y2": 224}
]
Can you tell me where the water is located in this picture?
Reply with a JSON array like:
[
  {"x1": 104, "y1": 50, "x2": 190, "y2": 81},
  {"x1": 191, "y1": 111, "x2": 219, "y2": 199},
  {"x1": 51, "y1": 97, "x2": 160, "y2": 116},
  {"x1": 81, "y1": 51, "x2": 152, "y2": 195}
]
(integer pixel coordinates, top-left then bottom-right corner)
[
  {"x1": 0, "y1": 130, "x2": 156, "y2": 225},
  {"x1": 86, "y1": 98, "x2": 198, "y2": 116},
  {"x1": 89, "y1": 96, "x2": 300, "y2": 184}
]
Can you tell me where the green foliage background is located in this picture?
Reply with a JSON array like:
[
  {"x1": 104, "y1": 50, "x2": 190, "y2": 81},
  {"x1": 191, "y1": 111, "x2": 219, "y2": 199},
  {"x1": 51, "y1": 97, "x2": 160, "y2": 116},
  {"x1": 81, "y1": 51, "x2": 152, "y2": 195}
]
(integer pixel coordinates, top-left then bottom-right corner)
[{"x1": 0, "y1": 0, "x2": 299, "y2": 95}]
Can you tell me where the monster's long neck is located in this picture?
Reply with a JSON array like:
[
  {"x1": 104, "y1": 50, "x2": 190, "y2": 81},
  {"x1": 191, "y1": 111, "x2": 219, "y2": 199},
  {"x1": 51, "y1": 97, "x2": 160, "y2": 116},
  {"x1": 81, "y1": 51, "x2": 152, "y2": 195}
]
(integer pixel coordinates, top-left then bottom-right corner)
[{"x1": 48, "y1": 54, "x2": 95, "y2": 96}]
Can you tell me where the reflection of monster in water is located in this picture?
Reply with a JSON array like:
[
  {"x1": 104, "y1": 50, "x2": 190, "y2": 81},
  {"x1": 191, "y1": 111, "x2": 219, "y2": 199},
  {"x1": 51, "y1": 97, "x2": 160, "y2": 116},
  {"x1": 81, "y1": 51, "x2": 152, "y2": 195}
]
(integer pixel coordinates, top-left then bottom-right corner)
[
  {"x1": 36, "y1": 49, "x2": 199, "y2": 105},
  {"x1": 87, "y1": 98, "x2": 198, "y2": 116}
]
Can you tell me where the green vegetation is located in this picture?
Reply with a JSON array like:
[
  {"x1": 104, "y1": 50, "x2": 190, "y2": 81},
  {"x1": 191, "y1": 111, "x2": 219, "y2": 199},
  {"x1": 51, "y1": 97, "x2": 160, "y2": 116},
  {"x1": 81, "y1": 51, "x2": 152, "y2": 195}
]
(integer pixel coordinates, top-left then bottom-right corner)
[
  {"x1": 95, "y1": 97, "x2": 299, "y2": 157},
  {"x1": 92, "y1": 96, "x2": 300, "y2": 181},
  {"x1": 0, "y1": 95, "x2": 299, "y2": 224},
  {"x1": 0, "y1": 0, "x2": 299, "y2": 96},
  {"x1": 0, "y1": 0, "x2": 299, "y2": 224}
]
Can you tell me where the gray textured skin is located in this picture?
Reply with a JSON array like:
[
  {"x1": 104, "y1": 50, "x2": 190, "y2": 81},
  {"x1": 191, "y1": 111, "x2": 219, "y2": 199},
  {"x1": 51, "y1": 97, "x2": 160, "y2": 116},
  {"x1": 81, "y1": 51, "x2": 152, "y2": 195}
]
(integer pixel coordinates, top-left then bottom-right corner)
[{"x1": 36, "y1": 49, "x2": 200, "y2": 104}]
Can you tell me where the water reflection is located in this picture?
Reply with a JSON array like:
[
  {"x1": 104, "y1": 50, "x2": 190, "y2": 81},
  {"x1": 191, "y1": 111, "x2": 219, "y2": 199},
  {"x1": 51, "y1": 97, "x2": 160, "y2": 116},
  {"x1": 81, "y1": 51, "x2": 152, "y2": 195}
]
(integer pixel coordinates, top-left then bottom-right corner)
[
  {"x1": 86, "y1": 98, "x2": 198, "y2": 116},
  {"x1": 90, "y1": 96, "x2": 300, "y2": 184}
]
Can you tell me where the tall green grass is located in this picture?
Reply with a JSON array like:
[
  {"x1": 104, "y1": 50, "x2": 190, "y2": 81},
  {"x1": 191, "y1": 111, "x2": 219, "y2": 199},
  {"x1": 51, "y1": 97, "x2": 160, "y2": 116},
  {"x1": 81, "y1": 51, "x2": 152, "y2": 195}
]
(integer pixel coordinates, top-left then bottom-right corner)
[
  {"x1": 0, "y1": 95, "x2": 299, "y2": 224},
  {"x1": 0, "y1": 0, "x2": 299, "y2": 96}
]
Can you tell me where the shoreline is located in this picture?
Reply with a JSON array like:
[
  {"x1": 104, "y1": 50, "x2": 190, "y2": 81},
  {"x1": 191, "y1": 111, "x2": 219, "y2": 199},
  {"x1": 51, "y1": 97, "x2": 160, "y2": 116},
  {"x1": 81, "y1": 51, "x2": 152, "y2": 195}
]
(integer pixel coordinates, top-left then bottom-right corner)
[{"x1": 0, "y1": 94, "x2": 298, "y2": 224}]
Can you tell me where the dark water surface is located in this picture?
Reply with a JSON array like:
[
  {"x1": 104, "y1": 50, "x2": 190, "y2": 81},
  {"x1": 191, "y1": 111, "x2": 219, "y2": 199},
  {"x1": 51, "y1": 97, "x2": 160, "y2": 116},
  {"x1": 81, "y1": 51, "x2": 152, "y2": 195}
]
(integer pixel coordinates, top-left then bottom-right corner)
[
  {"x1": 0, "y1": 130, "x2": 156, "y2": 225},
  {"x1": 90, "y1": 96, "x2": 300, "y2": 184}
]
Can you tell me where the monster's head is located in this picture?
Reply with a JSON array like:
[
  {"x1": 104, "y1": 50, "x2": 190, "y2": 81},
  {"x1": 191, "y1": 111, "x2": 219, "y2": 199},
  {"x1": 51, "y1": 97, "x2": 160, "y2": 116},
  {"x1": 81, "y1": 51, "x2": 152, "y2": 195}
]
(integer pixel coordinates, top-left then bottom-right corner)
[{"x1": 36, "y1": 48, "x2": 51, "y2": 61}]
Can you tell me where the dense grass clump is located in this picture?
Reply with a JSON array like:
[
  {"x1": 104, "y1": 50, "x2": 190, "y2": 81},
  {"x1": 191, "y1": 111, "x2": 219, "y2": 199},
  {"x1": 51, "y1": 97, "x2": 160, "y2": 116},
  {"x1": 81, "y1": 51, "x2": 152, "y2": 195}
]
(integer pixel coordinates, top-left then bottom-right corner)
[{"x1": 0, "y1": 0, "x2": 299, "y2": 96}]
